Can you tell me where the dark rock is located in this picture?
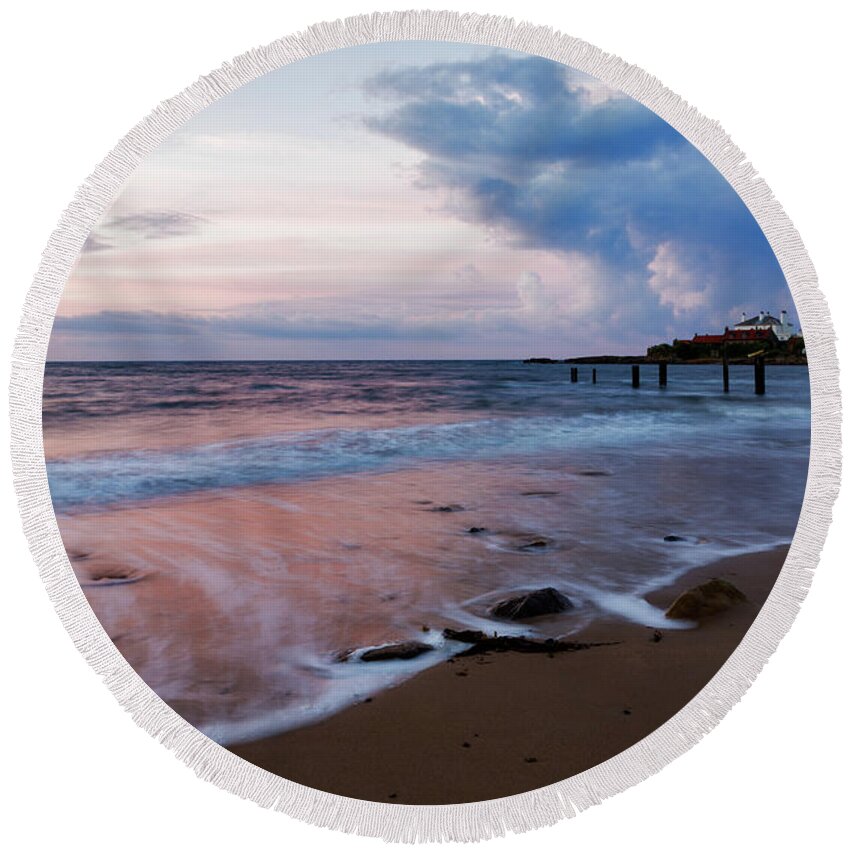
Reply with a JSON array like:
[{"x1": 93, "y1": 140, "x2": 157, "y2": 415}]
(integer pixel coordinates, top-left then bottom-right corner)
[
  {"x1": 360, "y1": 641, "x2": 435, "y2": 662},
  {"x1": 664, "y1": 535, "x2": 686, "y2": 542},
  {"x1": 651, "y1": 629, "x2": 663, "y2": 643},
  {"x1": 524, "y1": 757, "x2": 538, "y2": 763},
  {"x1": 430, "y1": 504, "x2": 465, "y2": 513},
  {"x1": 665, "y1": 578, "x2": 747, "y2": 620},
  {"x1": 520, "y1": 490, "x2": 559, "y2": 497},
  {"x1": 576, "y1": 470, "x2": 611, "y2": 477},
  {"x1": 467, "y1": 527, "x2": 488, "y2": 534},
  {"x1": 443, "y1": 628, "x2": 488, "y2": 643},
  {"x1": 489, "y1": 587, "x2": 572, "y2": 620}
]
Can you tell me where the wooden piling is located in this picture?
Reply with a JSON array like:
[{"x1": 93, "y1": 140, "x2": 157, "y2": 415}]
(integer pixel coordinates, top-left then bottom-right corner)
[
  {"x1": 658, "y1": 363, "x2": 667, "y2": 388},
  {"x1": 592, "y1": 368, "x2": 597, "y2": 385},
  {"x1": 570, "y1": 367, "x2": 578, "y2": 383},
  {"x1": 754, "y1": 356, "x2": 766, "y2": 395},
  {"x1": 631, "y1": 365, "x2": 640, "y2": 388},
  {"x1": 722, "y1": 360, "x2": 730, "y2": 393}
]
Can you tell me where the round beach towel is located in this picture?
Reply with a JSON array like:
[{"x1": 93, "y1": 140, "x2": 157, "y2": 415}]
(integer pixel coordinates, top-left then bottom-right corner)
[{"x1": 10, "y1": 10, "x2": 839, "y2": 842}]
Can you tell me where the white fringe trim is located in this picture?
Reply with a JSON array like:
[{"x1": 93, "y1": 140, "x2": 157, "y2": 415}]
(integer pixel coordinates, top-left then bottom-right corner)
[{"x1": 8, "y1": 9, "x2": 841, "y2": 843}]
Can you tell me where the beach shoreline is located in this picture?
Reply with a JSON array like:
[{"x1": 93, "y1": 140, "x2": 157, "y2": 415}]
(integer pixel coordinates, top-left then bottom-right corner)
[
  {"x1": 228, "y1": 545, "x2": 788, "y2": 804},
  {"x1": 47, "y1": 361, "x2": 807, "y2": 804}
]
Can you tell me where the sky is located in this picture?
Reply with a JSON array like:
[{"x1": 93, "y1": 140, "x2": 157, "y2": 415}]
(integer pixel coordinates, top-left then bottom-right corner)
[{"x1": 48, "y1": 42, "x2": 796, "y2": 361}]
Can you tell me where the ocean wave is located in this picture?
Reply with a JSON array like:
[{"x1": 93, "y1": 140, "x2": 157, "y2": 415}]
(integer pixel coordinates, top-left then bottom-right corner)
[{"x1": 46, "y1": 399, "x2": 806, "y2": 510}]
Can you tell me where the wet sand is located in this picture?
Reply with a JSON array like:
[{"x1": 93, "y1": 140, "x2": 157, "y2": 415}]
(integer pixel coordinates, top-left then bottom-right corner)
[
  {"x1": 62, "y1": 459, "x2": 745, "y2": 742},
  {"x1": 229, "y1": 546, "x2": 788, "y2": 804}
]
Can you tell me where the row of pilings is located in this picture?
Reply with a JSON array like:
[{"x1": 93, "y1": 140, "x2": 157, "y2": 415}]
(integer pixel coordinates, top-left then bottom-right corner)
[{"x1": 566, "y1": 359, "x2": 767, "y2": 394}]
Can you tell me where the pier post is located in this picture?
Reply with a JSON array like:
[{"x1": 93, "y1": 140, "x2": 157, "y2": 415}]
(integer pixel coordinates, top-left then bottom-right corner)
[
  {"x1": 592, "y1": 368, "x2": 597, "y2": 385},
  {"x1": 658, "y1": 363, "x2": 667, "y2": 388},
  {"x1": 631, "y1": 365, "x2": 640, "y2": 388},
  {"x1": 754, "y1": 356, "x2": 766, "y2": 395},
  {"x1": 722, "y1": 360, "x2": 730, "y2": 393},
  {"x1": 570, "y1": 367, "x2": 578, "y2": 383}
]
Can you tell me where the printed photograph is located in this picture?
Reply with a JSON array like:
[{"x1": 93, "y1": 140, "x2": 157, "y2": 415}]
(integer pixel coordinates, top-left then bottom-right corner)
[{"x1": 43, "y1": 42, "x2": 810, "y2": 804}]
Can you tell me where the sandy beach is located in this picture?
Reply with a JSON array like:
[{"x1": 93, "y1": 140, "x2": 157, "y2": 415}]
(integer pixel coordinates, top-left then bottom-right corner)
[{"x1": 229, "y1": 546, "x2": 787, "y2": 804}]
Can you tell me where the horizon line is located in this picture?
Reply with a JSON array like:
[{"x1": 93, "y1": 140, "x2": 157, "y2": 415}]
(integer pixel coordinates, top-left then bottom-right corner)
[{"x1": 44, "y1": 356, "x2": 605, "y2": 364}]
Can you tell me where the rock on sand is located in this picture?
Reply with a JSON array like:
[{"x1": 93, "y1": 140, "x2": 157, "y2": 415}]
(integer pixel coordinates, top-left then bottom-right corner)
[
  {"x1": 489, "y1": 587, "x2": 573, "y2": 620},
  {"x1": 665, "y1": 578, "x2": 747, "y2": 620}
]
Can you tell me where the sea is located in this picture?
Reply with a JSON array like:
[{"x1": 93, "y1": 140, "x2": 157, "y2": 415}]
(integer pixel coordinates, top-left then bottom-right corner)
[{"x1": 43, "y1": 360, "x2": 811, "y2": 743}]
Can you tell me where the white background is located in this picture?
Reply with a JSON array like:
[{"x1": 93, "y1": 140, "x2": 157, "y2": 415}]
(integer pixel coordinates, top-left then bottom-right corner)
[{"x1": 1, "y1": 2, "x2": 847, "y2": 847}]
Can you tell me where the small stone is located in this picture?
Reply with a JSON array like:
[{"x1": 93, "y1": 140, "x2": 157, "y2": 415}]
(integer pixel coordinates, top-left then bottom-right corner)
[
  {"x1": 651, "y1": 629, "x2": 663, "y2": 643},
  {"x1": 664, "y1": 535, "x2": 686, "y2": 542},
  {"x1": 524, "y1": 757, "x2": 538, "y2": 763},
  {"x1": 467, "y1": 527, "x2": 487, "y2": 534}
]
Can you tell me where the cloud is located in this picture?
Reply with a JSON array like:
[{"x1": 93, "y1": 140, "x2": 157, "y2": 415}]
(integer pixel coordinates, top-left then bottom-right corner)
[
  {"x1": 515, "y1": 271, "x2": 556, "y2": 315},
  {"x1": 363, "y1": 54, "x2": 790, "y2": 331},
  {"x1": 104, "y1": 211, "x2": 207, "y2": 240},
  {"x1": 51, "y1": 273, "x2": 568, "y2": 353},
  {"x1": 79, "y1": 210, "x2": 209, "y2": 261},
  {"x1": 81, "y1": 235, "x2": 113, "y2": 252},
  {"x1": 366, "y1": 55, "x2": 681, "y2": 168},
  {"x1": 53, "y1": 311, "x2": 204, "y2": 336},
  {"x1": 52, "y1": 305, "x2": 450, "y2": 343},
  {"x1": 647, "y1": 242, "x2": 710, "y2": 317}
]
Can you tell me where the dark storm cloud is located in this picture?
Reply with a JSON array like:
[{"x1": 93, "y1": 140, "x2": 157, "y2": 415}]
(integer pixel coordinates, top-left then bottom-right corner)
[
  {"x1": 363, "y1": 54, "x2": 790, "y2": 326},
  {"x1": 365, "y1": 54, "x2": 684, "y2": 167}
]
